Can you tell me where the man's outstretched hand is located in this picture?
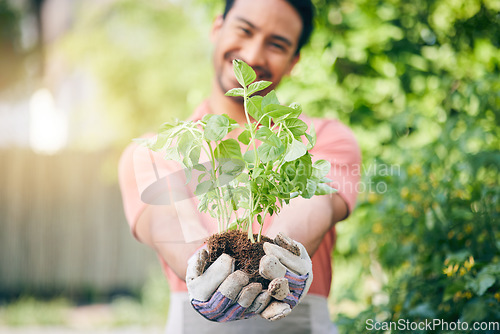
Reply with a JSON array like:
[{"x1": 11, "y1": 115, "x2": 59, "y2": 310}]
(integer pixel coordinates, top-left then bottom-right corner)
[
  {"x1": 259, "y1": 233, "x2": 313, "y2": 321},
  {"x1": 186, "y1": 248, "x2": 265, "y2": 322},
  {"x1": 185, "y1": 232, "x2": 312, "y2": 322}
]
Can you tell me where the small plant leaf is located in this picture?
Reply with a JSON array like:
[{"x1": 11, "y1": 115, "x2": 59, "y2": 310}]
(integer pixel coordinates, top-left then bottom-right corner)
[
  {"x1": 244, "y1": 150, "x2": 256, "y2": 164},
  {"x1": 205, "y1": 114, "x2": 230, "y2": 141},
  {"x1": 233, "y1": 59, "x2": 256, "y2": 87},
  {"x1": 284, "y1": 138, "x2": 307, "y2": 161},
  {"x1": 284, "y1": 118, "x2": 308, "y2": 137},
  {"x1": 225, "y1": 88, "x2": 245, "y2": 97},
  {"x1": 258, "y1": 143, "x2": 285, "y2": 163},
  {"x1": 214, "y1": 139, "x2": 243, "y2": 160},
  {"x1": 247, "y1": 80, "x2": 272, "y2": 96},
  {"x1": 247, "y1": 95, "x2": 268, "y2": 124},
  {"x1": 264, "y1": 104, "x2": 301, "y2": 123},
  {"x1": 255, "y1": 126, "x2": 282, "y2": 147},
  {"x1": 238, "y1": 129, "x2": 251, "y2": 145},
  {"x1": 305, "y1": 122, "x2": 316, "y2": 149},
  {"x1": 312, "y1": 159, "x2": 331, "y2": 179},
  {"x1": 164, "y1": 147, "x2": 181, "y2": 163},
  {"x1": 315, "y1": 183, "x2": 338, "y2": 195},
  {"x1": 195, "y1": 180, "x2": 214, "y2": 196},
  {"x1": 262, "y1": 90, "x2": 280, "y2": 110}
]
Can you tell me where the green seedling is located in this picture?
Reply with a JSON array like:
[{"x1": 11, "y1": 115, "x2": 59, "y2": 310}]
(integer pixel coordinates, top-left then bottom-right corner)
[{"x1": 137, "y1": 59, "x2": 337, "y2": 242}]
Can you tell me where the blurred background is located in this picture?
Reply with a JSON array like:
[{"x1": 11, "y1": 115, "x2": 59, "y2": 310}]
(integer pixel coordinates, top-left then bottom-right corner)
[{"x1": 0, "y1": 0, "x2": 498, "y2": 333}]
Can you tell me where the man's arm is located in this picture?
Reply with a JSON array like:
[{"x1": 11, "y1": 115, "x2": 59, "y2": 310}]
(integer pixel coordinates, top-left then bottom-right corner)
[
  {"x1": 264, "y1": 193, "x2": 347, "y2": 256},
  {"x1": 119, "y1": 142, "x2": 207, "y2": 281},
  {"x1": 135, "y1": 204, "x2": 205, "y2": 281}
]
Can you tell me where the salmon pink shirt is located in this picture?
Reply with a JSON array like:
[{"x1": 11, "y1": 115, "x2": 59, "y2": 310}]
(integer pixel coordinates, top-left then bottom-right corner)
[{"x1": 118, "y1": 101, "x2": 361, "y2": 298}]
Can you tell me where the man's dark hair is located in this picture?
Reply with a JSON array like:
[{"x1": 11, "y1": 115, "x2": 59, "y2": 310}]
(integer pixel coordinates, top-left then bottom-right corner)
[{"x1": 222, "y1": 0, "x2": 315, "y2": 54}]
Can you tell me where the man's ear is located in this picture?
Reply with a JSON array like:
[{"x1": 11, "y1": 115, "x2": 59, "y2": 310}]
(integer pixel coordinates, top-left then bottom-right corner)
[
  {"x1": 286, "y1": 53, "x2": 301, "y2": 76},
  {"x1": 210, "y1": 15, "x2": 224, "y2": 43}
]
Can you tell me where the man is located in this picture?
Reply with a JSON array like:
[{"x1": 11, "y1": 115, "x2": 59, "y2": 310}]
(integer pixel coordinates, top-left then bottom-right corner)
[{"x1": 118, "y1": 0, "x2": 361, "y2": 333}]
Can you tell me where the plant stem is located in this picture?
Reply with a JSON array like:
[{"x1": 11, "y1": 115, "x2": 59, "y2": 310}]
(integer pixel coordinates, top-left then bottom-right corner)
[
  {"x1": 243, "y1": 92, "x2": 259, "y2": 168},
  {"x1": 206, "y1": 140, "x2": 226, "y2": 233},
  {"x1": 257, "y1": 204, "x2": 270, "y2": 243}
]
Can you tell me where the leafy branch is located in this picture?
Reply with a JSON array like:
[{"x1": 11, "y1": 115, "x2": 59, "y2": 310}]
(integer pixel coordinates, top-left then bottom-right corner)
[{"x1": 138, "y1": 59, "x2": 337, "y2": 242}]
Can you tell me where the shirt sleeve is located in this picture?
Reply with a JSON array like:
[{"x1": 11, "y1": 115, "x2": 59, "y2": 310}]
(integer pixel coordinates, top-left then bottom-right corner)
[
  {"x1": 309, "y1": 118, "x2": 362, "y2": 216},
  {"x1": 118, "y1": 136, "x2": 213, "y2": 243}
]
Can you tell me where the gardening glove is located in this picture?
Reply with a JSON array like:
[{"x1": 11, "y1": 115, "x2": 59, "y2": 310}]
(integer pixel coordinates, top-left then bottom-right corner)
[
  {"x1": 186, "y1": 248, "x2": 264, "y2": 322},
  {"x1": 258, "y1": 233, "x2": 313, "y2": 321}
]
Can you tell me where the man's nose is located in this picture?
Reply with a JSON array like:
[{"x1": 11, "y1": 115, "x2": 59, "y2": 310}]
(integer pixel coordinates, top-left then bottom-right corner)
[{"x1": 241, "y1": 39, "x2": 266, "y2": 69}]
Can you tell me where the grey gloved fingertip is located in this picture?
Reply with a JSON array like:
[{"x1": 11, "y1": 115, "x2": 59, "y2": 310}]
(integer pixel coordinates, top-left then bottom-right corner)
[
  {"x1": 261, "y1": 301, "x2": 291, "y2": 321},
  {"x1": 218, "y1": 270, "x2": 250, "y2": 300},
  {"x1": 268, "y1": 277, "x2": 289, "y2": 300},
  {"x1": 259, "y1": 254, "x2": 286, "y2": 280},
  {"x1": 237, "y1": 282, "x2": 263, "y2": 308},
  {"x1": 247, "y1": 290, "x2": 272, "y2": 314},
  {"x1": 274, "y1": 233, "x2": 300, "y2": 256}
]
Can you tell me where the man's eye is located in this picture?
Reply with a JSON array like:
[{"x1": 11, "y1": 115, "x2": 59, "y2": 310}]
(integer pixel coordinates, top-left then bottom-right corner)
[
  {"x1": 270, "y1": 43, "x2": 286, "y2": 51},
  {"x1": 239, "y1": 27, "x2": 251, "y2": 35}
]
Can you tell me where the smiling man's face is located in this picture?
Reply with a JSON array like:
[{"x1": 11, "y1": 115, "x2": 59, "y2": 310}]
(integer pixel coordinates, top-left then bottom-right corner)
[{"x1": 211, "y1": 0, "x2": 302, "y2": 98}]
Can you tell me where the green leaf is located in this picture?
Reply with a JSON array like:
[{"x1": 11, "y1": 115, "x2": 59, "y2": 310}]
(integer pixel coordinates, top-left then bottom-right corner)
[
  {"x1": 158, "y1": 122, "x2": 177, "y2": 134},
  {"x1": 247, "y1": 80, "x2": 272, "y2": 96},
  {"x1": 188, "y1": 144, "x2": 201, "y2": 166},
  {"x1": 247, "y1": 95, "x2": 267, "y2": 124},
  {"x1": 205, "y1": 114, "x2": 230, "y2": 141},
  {"x1": 315, "y1": 183, "x2": 338, "y2": 195},
  {"x1": 233, "y1": 59, "x2": 256, "y2": 87},
  {"x1": 195, "y1": 180, "x2": 213, "y2": 196},
  {"x1": 289, "y1": 102, "x2": 302, "y2": 113},
  {"x1": 303, "y1": 179, "x2": 318, "y2": 199},
  {"x1": 150, "y1": 133, "x2": 169, "y2": 150},
  {"x1": 262, "y1": 90, "x2": 280, "y2": 110},
  {"x1": 305, "y1": 122, "x2": 316, "y2": 150},
  {"x1": 197, "y1": 195, "x2": 208, "y2": 212},
  {"x1": 164, "y1": 147, "x2": 181, "y2": 162},
  {"x1": 284, "y1": 118, "x2": 308, "y2": 136},
  {"x1": 178, "y1": 131, "x2": 195, "y2": 161},
  {"x1": 284, "y1": 139, "x2": 307, "y2": 161},
  {"x1": 244, "y1": 150, "x2": 256, "y2": 164},
  {"x1": 252, "y1": 167, "x2": 264, "y2": 179},
  {"x1": 476, "y1": 273, "x2": 496, "y2": 295},
  {"x1": 214, "y1": 139, "x2": 243, "y2": 160},
  {"x1": 312, "y1": 160, "x2": 331, "y2": 179},
  {"x1": 220, "y1": 159, "x2": 245, "y2": 175},
  {"x1": 238, "y1": 129, "x2": 251, "y2": 145},
  {"x1": 228, "y1": 220, "x2": 238, "y2": 230},
  {"x1": 256, "y1": 126, "x2": 282, "y2": 147},
  {"x1": 202, "y1": 114, "x2": 215, "y2": 123},
  {"x1": 193, "y1": 163, "x2": 207, "y2": 172},
  {"x1": 258, "y1": 143, "x2": 285, "y2": 163},
  {"x1": 461, "y1": 300, "x2": 488, "y2": 322},
  {"x1": 198, "y1": 171, "x2": 207, "y2": 183},
  {"x1": 264, "y1": 104, "x2": 300, "y2": 123},
  {"x1": 225, "y1": 88, "x2": 245, "y2": 97}
]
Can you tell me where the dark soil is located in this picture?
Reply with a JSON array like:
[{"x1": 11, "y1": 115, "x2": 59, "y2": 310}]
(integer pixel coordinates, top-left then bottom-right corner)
[{"x1": 206, "y1": 230, "x2": 272, "y2": 288}]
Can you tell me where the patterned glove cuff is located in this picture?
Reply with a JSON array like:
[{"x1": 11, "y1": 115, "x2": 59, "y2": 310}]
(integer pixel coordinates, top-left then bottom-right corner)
[{"x1": 283, "y1": 270, "x2": 309, "y2": 308}]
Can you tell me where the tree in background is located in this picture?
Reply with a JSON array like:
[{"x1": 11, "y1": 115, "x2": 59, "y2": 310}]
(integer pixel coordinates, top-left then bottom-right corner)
[
  {"x1": 285, "y1": 0, "x2": 499, "y2": 332},
  {"x1": 60, "y1": 0, "x2": 213, "y2": 147}
]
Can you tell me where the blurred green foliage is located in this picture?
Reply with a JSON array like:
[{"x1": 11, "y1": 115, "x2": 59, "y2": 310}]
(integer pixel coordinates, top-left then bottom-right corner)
[
  {"x1": 288, "y1": 0, "x2": 499, "y2": 332},
  {"x1": 61, "y1": 0, "x2": 213, "y2": 145},
  {"x1": 0, "y1": 0, "x2": 23, "y2": 92},
  {"x1": 0, "y1": 268, "x2": 169, "y2": 327},
  {"x1": 61, "y1": 0, "x2": 499, "y2": 332}
]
